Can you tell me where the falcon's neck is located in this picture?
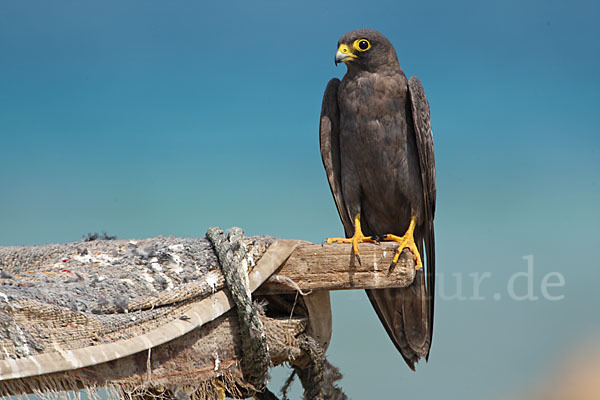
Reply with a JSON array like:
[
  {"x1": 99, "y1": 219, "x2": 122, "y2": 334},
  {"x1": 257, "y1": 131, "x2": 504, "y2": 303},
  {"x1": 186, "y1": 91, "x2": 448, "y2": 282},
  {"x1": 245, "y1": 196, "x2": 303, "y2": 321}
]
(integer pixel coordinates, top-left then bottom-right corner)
[{"x1": 344, "y1": 59, "x2": 403, "y2": 77}]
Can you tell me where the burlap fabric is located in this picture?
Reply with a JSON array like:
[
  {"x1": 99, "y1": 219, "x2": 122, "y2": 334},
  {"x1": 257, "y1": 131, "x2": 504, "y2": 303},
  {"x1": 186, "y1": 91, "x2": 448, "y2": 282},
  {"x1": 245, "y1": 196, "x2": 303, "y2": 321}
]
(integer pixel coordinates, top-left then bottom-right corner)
[{"x1": 0, "y1": 232, "x2": 347, "y2": 399}]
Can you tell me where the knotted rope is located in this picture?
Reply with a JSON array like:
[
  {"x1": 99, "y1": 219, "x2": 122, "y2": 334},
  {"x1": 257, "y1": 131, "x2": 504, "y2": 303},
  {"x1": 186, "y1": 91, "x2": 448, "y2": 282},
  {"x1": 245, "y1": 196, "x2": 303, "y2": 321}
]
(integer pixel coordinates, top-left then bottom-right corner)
[
  {"x1": 207, "y1": 227, "x2": 347, "y2": 400},
  {"x1": 206, "y1": 227, "x2": 270, "y2": 391}
]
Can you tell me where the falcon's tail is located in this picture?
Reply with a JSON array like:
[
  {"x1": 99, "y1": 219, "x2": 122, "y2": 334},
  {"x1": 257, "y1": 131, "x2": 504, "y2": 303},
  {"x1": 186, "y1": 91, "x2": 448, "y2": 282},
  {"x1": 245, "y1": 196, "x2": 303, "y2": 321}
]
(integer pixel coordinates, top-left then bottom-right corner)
[{"x1": 365, "y1": 237, "x2": 433, "y2": 370}]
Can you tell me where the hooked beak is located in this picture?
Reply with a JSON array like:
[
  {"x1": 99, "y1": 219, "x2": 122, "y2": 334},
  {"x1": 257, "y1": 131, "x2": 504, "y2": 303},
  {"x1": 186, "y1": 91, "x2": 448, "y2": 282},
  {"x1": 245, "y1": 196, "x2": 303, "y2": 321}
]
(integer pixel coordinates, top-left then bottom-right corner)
[{"x1": 334, "y1": 44, "x2": 358, "y2": 65}]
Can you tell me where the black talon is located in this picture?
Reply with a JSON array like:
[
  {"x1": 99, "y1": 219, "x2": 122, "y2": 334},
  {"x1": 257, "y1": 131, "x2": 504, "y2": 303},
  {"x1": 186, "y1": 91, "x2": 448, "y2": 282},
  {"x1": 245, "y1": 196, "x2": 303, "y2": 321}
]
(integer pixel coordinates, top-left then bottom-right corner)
[
  {"x1": 389, "y1": 246, "x2": 402, "y2": 272},
  {"x1": 355, "y1": 253, "x2": 361, "y2": 265}
]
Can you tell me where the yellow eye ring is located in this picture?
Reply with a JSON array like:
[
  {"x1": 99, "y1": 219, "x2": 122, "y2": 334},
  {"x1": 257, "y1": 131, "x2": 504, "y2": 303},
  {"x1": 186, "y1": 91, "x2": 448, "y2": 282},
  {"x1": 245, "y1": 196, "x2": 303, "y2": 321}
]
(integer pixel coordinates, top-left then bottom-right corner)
[{"x1": 353, "y1": 39, "x2": 371, "y2": 52}]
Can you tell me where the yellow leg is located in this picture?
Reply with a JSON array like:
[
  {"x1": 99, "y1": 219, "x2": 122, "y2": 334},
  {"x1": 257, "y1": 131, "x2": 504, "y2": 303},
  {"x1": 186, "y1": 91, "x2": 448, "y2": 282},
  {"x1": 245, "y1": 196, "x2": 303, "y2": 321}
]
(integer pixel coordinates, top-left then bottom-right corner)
[
  {"x1": 215, "y1": 380, "x2": 226, "y2": 400},
  {"x1": 382, "y1": 215, "x2": 423, "y2": 270},
  {"x1": 326, "y1": 213, "x2": 376, "y2": 264}
]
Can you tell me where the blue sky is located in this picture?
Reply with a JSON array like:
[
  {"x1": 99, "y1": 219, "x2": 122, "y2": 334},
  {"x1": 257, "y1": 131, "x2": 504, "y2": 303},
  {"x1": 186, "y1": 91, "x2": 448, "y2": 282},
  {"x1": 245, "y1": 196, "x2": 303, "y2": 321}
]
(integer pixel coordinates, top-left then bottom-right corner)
[{"x1": 1, "y1": 1, "x2": 599, "y2": 398}]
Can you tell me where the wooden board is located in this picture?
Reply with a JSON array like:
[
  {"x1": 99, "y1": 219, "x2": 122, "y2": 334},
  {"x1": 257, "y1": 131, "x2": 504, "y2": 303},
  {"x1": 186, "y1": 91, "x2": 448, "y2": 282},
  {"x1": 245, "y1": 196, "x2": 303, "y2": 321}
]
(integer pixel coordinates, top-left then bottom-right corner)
[{"x1": 257, "y1": 242, "x2": 416, "y2": 294}]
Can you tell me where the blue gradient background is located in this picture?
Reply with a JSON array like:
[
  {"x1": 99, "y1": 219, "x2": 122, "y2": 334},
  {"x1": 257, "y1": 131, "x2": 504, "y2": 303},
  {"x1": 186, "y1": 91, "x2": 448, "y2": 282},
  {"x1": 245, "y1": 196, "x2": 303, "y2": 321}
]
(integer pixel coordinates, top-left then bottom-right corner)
[{"x1": 1, "y1": 1, "x2": 599, "y2": 398}]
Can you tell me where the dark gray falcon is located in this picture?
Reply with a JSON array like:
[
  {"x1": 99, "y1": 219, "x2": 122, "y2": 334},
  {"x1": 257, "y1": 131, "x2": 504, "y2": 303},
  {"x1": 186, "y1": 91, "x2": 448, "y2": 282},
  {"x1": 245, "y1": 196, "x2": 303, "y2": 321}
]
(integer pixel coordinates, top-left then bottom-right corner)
[{"x1": 320, "y1": 29, "x2": 436, "y2": 369}]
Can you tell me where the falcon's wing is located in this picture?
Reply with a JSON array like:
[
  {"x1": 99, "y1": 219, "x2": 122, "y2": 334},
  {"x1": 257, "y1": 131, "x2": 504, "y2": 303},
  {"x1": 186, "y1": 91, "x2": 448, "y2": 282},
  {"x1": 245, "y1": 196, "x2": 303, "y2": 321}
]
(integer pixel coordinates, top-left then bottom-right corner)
[
  {"x1": 319, "y1": 78, "x2": 353, "y2": 236},
  {"x1": 408, "y1": 76, "x2": 436, "y2": 352}
]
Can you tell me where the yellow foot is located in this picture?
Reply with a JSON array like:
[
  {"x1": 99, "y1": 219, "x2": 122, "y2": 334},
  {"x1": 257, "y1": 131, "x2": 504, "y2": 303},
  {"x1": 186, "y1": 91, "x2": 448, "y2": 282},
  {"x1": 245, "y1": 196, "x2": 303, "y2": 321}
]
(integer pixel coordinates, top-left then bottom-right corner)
[
  {"x1": 215, "y1": 380, "x2": 226, "y2": 400},
  {"x1": 326, "y1": 213, "x2": 375, "y2": 265},
  {"x1": 381, "y1": 215, "x2": 423, "y2": 270}
]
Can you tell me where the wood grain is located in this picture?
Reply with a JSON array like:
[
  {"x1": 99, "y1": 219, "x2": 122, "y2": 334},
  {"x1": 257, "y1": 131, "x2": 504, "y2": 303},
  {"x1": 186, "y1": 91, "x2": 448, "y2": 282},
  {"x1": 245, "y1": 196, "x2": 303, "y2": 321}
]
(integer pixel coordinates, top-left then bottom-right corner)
[{"x1": 257, "y1": 242, "x2": 416, "y2": 294}]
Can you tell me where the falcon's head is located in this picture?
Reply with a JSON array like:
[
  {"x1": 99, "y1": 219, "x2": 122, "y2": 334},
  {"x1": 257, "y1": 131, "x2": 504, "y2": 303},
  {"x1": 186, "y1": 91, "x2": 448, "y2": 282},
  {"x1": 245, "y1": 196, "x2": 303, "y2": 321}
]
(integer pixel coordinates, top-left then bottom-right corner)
[{"x1": 334, "y1": 29, "x2": 399, "y2": 72}]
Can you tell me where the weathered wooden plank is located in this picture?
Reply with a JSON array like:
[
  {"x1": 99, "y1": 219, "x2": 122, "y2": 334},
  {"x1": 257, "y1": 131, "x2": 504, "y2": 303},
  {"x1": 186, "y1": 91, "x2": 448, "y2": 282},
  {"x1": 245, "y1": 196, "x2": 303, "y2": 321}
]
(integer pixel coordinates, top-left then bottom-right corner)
[{"x1": 257, "y1": 242, "x2": 416, "y2": 294}]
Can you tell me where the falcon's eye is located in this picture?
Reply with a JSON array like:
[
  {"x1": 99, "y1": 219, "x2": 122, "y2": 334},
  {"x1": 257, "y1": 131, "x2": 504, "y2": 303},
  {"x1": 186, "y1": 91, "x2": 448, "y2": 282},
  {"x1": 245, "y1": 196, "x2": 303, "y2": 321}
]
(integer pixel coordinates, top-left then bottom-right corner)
[{"x1": 353, "y1": 39, "x2": 371, "y2": 52}]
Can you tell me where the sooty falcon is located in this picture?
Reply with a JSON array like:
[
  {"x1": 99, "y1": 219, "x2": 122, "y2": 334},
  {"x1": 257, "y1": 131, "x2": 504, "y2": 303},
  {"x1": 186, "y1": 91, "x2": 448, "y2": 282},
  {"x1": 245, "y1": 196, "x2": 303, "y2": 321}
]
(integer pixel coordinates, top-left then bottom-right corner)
[{"x1": 319, "y1": 29, "x2": 436, "y2": 370}]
